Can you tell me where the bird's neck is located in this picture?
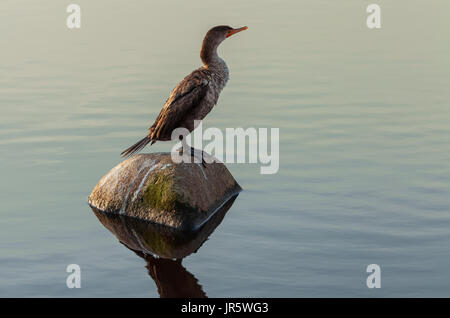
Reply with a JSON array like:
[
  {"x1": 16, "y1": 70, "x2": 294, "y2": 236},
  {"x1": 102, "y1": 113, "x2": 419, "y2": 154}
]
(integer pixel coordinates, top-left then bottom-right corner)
[
  {"x1": 201, "y1": 42, "x2": 222, "y2": 68},
  {"x1": 200, "y1": 41, "x2": 229, "y2": 85}
]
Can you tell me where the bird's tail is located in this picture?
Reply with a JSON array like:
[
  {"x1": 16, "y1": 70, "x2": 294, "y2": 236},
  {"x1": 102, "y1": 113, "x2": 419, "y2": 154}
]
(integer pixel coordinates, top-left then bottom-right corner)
[{"x1": 121, "y1": 136, "x2": 153, "y2": 158}]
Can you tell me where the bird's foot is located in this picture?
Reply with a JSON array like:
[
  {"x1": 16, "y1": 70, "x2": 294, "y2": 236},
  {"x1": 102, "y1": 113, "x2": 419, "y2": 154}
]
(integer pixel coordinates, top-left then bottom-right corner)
[{"x1": 177, "y1": 146, "x2": 206, "y2": 167}]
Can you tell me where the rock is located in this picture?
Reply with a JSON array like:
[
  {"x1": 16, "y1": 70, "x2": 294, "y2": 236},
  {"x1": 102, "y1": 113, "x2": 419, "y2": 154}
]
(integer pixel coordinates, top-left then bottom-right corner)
[{"x1": 88, "y1": 153, "x2": 241, "y2": 231}]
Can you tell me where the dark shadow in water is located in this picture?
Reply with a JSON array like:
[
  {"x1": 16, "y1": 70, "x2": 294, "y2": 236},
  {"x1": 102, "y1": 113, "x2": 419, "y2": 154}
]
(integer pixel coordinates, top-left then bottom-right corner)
[
  {"x1": 91, "y1": 194, "x2": 238, "y2": 298},
  {"x1": 130, "y1": 248, "x2": 207, "y2": 298}
]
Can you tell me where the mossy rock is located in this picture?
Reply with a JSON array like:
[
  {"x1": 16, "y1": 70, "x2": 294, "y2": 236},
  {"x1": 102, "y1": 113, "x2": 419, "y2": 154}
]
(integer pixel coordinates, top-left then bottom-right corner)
[{"x1": 88, "y1": 153, "x2": 241, "y2": 231}]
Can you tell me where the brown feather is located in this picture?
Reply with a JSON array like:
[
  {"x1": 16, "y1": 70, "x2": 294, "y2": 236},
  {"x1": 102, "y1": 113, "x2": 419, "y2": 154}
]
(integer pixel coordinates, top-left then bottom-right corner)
[
  {"x1": 120, "y1": 136, "x2": 151, "y2": 158},
  {"x1": 148, "y1": 68, "x2": 210, "y2": 141}
]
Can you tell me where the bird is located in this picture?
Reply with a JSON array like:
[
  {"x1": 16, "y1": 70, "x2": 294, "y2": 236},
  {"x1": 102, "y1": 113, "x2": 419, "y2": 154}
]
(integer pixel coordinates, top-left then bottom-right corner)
[{"x1": 121, "y1": 25, "x2": 248, "y2": 161}]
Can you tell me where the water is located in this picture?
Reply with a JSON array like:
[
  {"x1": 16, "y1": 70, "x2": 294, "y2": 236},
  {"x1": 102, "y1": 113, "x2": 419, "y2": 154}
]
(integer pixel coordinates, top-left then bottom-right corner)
[{"x1": 1, "y1": 0, "x2": 450, "y2": 297}]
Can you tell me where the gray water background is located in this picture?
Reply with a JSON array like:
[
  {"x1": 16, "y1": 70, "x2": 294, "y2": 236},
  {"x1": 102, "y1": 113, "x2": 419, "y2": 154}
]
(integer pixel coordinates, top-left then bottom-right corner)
[{"x1": 1, "y1": 1, "x2": 449, "y2": 297}]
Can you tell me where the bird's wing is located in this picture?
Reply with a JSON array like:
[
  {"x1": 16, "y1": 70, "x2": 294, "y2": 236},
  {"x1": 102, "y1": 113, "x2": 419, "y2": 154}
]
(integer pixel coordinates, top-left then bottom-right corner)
[{"x1": 149, "y1": 69, "x2": 211, "y2": 140}]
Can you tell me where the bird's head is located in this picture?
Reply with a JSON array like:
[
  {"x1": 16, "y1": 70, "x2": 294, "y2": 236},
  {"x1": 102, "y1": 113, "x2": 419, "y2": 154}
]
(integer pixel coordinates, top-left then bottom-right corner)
[
  {"x1": 201, "y1": 25, "x2": 247, "y2": 65},
  {"x1": 204, "y1": 25, "x2": 248, "y2": 46}
]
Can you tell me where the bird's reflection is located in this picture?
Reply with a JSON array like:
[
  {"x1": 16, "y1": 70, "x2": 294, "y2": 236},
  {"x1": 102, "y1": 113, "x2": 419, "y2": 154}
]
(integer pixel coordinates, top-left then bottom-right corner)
[
  {"x1": 91, "y1": 194, "x2": 238, "y2": 298},
  {"x1": 131, "y1": 249, "x2": 206, "y2": 298}
]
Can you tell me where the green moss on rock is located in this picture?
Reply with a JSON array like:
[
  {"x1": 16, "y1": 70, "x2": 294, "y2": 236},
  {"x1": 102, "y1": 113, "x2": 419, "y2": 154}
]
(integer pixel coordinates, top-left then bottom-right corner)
[
  {"x1": 143, "y1": 173, "x2": 194, "y2": 214},
  {"x1": 143, "y1": 174, "x2": 177, "y2": 211}
]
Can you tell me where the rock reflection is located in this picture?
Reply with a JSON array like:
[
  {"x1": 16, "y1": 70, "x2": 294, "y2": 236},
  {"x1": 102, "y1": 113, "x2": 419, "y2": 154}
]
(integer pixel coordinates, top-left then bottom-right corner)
[{"x1": 91, "y1": 194, "x2": 238, "y2": 298}]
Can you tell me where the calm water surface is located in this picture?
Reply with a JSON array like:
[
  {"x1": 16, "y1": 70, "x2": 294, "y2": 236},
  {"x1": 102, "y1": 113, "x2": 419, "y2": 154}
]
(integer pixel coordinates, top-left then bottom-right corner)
[{"x1": 1, "y1": 1, "x2": 450, "y2": 297}]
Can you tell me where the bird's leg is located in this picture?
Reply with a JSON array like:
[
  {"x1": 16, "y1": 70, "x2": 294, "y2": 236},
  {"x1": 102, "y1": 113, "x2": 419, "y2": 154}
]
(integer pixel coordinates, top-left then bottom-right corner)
[
  {"x1": 178, "y1": 135, "x2": 206, "y2": 167},
  {"x1": 178, "y1": 136, "x2": 190, "y2": 162},
  {"x1": 190, "y1": 146, "x2": 207, "y2": 168}
]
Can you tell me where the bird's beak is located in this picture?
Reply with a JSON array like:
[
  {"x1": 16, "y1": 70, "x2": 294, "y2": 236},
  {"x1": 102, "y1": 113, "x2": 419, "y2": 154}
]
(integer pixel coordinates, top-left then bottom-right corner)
[{"x1": 226, "y1": 26, "x2": 248, "y2": 38}]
